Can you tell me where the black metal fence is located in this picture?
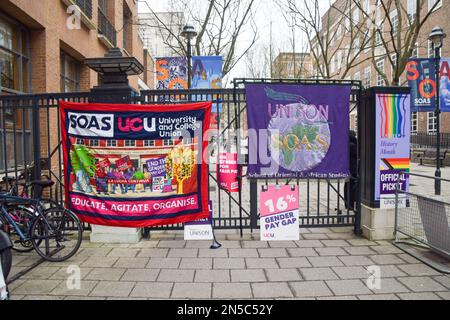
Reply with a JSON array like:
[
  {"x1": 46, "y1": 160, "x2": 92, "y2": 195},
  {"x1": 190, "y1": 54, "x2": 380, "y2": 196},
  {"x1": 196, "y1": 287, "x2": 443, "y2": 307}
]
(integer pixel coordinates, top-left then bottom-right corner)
[
  {"x1": 411, "y1": 132, "x2": 450, "y2": 150},
  {"x1": 0, "y1": 83, "x2": 362, "y2": 234}
]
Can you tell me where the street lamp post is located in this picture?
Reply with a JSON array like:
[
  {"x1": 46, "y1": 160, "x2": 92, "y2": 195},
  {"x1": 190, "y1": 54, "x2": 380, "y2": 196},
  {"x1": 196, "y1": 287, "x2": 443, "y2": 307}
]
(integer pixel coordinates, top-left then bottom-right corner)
[
  {"x1": 181, "y1": 24, "x2": 198, "y2": 89},
  {"x1": 429, "y1": 26, "x2": 446, "y2": 195}
]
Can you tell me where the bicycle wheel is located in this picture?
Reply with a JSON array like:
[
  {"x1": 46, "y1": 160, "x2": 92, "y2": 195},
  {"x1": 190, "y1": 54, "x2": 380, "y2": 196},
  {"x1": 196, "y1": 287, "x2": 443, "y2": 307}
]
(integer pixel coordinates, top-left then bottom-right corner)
[
  {"x1": 30, "y1": 207, "x2": 83, "y2": 262},
  {"x1": 4, "y1": 206, "x2": 35, "y2": 253},
  {"x1": 1, "y1": 248, "x2": 12, "y2": 281}
]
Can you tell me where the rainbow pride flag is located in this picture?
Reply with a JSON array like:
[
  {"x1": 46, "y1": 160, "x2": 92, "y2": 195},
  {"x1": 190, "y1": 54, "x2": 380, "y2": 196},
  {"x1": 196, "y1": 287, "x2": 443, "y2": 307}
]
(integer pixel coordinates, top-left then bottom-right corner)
[{"x1": 378, "y1": 94, "x2": 408, "y2": 139}]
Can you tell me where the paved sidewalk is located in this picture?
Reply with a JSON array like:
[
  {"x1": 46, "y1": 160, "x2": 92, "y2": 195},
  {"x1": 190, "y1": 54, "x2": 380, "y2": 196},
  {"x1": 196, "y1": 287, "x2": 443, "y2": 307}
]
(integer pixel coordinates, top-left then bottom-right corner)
[{"x1": 7, "y1": 227, "x2": 450, "y2": 300}]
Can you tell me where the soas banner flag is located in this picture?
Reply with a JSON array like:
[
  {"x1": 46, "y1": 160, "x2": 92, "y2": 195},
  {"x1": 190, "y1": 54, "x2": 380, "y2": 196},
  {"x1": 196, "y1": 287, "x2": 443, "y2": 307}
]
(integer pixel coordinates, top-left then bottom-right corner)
[
  {"x1": 59, "y1": 101, "x2": 211, "y2": 228},
  {"x1": 156, "y1": 57, "x2": 188, "y2": 90},
  {"x1": 245, "y1": 84, "x2": 351, "y2": 179},
  {"x1": 192, "y1": 56, "x2": 223, "y2": 128},
  {"x1": 407, "y1": 58, "x2": 450, "y2": 112}
]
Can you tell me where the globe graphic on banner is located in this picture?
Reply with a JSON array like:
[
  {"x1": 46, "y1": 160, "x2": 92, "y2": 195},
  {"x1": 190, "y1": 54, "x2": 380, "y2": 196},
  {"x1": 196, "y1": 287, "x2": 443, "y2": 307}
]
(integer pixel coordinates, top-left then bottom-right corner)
[{"x1": 268, "y1": 103, "x2": 331, "y2": 172}]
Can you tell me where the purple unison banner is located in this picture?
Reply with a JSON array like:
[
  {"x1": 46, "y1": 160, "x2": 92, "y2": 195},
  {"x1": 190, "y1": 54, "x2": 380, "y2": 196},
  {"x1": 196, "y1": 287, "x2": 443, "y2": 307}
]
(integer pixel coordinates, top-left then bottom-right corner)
[{"x1": 245, "y1": 84, "x2": 351, "y2": 179}]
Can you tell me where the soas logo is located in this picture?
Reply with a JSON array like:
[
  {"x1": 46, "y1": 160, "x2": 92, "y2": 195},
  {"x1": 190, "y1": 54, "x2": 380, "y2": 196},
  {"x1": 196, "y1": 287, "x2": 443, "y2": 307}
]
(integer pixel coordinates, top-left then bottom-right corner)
[{"x1": 68, "y1": 113, "x2": 114, "y2": 138}]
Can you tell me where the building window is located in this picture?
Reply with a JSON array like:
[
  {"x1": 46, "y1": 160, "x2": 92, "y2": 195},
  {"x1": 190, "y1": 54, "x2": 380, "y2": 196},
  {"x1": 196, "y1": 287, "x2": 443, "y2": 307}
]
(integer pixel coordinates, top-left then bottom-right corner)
[
  {"x1": 412, "y1": 42, "x2": 419, "y2": 57},
  {"x1": 106, "y1": 140, "x2": 117, "y2": 147},
  {"x1": 364, "y1": 66, "x2": 371, "y2": 88},
  {"x1": 183, "y1": 138, "x2": 193, "y2": 145},
  {"x1": 337, "y1": 51, "x2": 343, "y2": 70},
  {"x1": 0, "y1": 16, "x2": 30, "y2": 93},
  {"x1": 407, "y1": 0, "x2": 417, "y2": 21},
  {"x1": 390, "y1": 10, "x2": 399, "y2": 35},
  {"x1": 76, "y1": 138, "x2": 84, "y2": 145},
  {"x1": 411, "y1": 112, "x2": 418, "y2": 133},
  {"x1": 60, "y1": 51, "x2": 80, "y2": 93},
  {"x1": 427, "y1": 112, "x2": 437, "y2": 133},
  {"x1": 124, "y1": 140, "x2": 136, "y2": 147},
  {"x1": 163, "y1": 139, "x2": 174, "y2": 146},
  {"x1": 376, "y1": 59, "x2": 385, "y2": 86},
  {"x1": 428, "y1": 0, "x2": 442, "y2": 11},
  {"x1": 352, "y1": 9, "x2": 359, "y2": 25},
  {"x1": 144, "y1": 140, "x2": 155, "y2": 147},
  {"x1": 353, "y1": 71, "x2": 361, "y2": 81},
  {"x1": 89, "y1": 139, "x2": 99, "y2": 147}
]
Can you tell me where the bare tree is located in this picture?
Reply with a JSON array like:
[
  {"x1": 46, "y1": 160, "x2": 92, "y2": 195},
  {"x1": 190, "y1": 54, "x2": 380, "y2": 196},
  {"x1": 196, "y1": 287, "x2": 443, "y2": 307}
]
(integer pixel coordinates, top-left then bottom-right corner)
[
  {"x1": 244, "y1": 44, "x2": 271, "y2": 78},
  {"x1": 281, "y1": 0, "x2": 377, "y2": 80},
  {"x1": 351, "y1": 0, "x2": 442, "y2": 86},
  {"x1": 137, "y1": 0, "x2": 257, "y2": 77}
]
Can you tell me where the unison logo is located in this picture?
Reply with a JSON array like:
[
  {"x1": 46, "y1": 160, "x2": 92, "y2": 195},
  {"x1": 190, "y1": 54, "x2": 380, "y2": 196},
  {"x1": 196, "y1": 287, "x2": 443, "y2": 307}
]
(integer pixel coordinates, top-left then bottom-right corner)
[{"x1": 68, "y1": 112, "x2": 114, "y2": 137}]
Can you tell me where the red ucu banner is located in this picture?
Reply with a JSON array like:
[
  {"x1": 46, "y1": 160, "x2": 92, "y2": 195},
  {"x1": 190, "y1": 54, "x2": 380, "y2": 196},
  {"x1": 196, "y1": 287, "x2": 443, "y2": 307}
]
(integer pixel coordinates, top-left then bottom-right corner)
[{"x1": 59, "y1": 101, "x2": 211, "y2": 228}]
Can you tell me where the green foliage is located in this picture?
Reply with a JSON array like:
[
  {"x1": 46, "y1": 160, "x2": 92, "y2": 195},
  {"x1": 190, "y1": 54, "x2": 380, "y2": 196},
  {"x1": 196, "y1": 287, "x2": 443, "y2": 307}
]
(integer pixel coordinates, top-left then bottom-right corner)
[
  {"x1": 291, "y1": 125, "x2": 319, "y2": 144},
  {"x1": 74, "y1": 145, "x2": 97, "y2": 177}
]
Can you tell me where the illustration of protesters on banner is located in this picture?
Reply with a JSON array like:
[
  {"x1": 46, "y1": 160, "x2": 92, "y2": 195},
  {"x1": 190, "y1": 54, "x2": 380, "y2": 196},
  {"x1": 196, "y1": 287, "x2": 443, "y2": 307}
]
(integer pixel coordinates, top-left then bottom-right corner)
[
  {"x1": 133, "y1": 169, "x2": 145, "y2": 193},
  {"x1": 143, "y1": 165, "x2": 152, "y2": 192},
  {"x1": 124, "y1": 167, "x2": 136, "y2": 193},
  {"x1": 95, "y1": 166, "x2": 109, "y2": 196}
]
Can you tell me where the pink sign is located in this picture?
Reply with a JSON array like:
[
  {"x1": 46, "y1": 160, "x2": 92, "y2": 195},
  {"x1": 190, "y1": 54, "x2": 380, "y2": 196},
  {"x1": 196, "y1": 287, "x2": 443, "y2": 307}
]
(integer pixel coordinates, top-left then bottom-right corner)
[
  {"x1": 260, "y1": 185, "x2": 299, "y2": 216},
  {"x1": 260, "y1": 185, "x2": 299, "y2": 241},
  {"x1": 218, "y1": 152, "x2": 239, "y2": 192}
]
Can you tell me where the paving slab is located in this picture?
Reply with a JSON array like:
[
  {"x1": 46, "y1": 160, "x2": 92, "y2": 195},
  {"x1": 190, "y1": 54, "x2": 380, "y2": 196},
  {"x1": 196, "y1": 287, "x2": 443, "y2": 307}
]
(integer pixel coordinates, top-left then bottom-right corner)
[
  {"x1": 326, "y1": 279, "x2": 372, "y2": 296},
  {"x1": 128, "y1": 282, "x2": 172, "y2": 298},
  {"x1": 331, "y1": 266, "x2": 369, "y2": 279},
  {"x1": 113, "y1": 257, "x2": 149, "y2": 269},
  {"x1": 231, "y1": 269, "x2": 266, "y2": 282},
  {"x1": 179, "y1": 258, "x2": 213, "y2": 269},
  {"x1": 398, "y1": 277, "x2": 447, "y2": 292},
  {"x1": 287, "y1": 248, "x2": 318, "y2": 257},
  {"x1": 397, "y1": 264, "x2": 443, "y2": 276},
  {"x1": 89, "y1": 281, "x2": 135, "y2": 298},
  {"x1": 171, "y1": 283, "x2": 212, "y2": 299},
  {"x1": 121, "y1": 269, "x2": 160, "y2": 282},
  {"x1": 369, "y1": 278, "x2": 410, "y2": 294},
  {"x1": 300, "y1": 267, "x2": 339, "y2": 281},
  {"x1": 289, "y1": 281, "x2": 333, "y2": 298},
  {"x1": 146, "y1": 258, "x2": 181, "y2": 269},
  {"x1": 246, "y1": 258, "x2": 279, "y2": 269},
  {"x1": 213, "y1": 258, "x2": 246, "y2": 269},
  {"x1": 308, "y1": 256, "x2": 344, "y2": 267},
  {"x1": 265, "y1": 269, "x2": 302, "y2": 282},
  {"x1": 213, "y1": 283, "x2": 253, "y2": 299},
  {"x1": 252, "y1": 282, "x2": 293, "y2": 298},
  {"x1": 397, "y1": 292, "x2": 442, "y2": 300},
  {"x1": 50, "y1": 280, "x2": 98, "y2": 297},
  {"x1": 195, "y1": 270, "x2": 231, "y2": 283},
  {"x1": 85, "y1": 268, "x2": 126, "y2": 281},
  {"x1": 277, "y1": 257, "x2": 312, "y2": 268},
  {"x1": 157, "y1": 269, "x2": 195, "y2": 282}
]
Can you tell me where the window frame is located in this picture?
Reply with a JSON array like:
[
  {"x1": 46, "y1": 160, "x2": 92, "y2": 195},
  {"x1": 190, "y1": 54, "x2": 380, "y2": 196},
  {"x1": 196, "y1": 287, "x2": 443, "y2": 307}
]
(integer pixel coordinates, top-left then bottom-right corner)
[{"x1": 0, "y1": 12, "x2": 31, "y2": 94}]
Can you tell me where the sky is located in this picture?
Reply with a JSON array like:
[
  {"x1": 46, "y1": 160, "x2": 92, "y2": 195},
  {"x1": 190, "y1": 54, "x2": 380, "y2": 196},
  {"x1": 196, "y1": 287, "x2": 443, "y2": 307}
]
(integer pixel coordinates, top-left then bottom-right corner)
[{"x1": 137, "y1": 0, "x2": 331, "y2": 83}]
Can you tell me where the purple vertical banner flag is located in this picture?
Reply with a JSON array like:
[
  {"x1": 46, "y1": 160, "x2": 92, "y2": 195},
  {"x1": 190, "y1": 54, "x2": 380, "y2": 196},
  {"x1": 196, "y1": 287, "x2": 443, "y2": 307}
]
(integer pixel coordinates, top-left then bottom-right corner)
[
  {"x1": 440, "y1": 58, "x2": 450, "y2": 112},
  {"x1": 245, "y1": 84, "x2": 351, "y2": 179}
]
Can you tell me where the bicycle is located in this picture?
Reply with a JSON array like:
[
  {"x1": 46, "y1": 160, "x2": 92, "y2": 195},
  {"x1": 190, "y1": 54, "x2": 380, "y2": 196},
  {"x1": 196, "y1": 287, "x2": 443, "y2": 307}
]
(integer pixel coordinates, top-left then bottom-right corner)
[
  {"x1": 1, "y1": 176, "x2": 56, "y2": 253},
  {"x1": 0, "y1": 180, "x2": 83, "y2": 262},
  {"x1": 0, "y1": 219, "x2": 12, "y2": 300}
]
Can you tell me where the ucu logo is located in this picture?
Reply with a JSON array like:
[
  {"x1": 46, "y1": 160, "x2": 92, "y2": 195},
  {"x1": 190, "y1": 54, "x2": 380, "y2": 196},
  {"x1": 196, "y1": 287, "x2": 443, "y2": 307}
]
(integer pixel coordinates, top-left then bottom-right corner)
[{"x1": 118, "y1": 117, "x2": 156, "y2": 133}]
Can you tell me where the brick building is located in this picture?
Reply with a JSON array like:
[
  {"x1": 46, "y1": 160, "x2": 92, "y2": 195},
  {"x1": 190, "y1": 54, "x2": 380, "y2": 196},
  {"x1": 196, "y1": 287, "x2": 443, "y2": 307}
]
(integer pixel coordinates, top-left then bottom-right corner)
[
  {"x1": 310, "y1": 0, "x2": 450, "y2": 135},
  {"x1": 271, "y1": 52, "x2": 313, "y2": 79},
  {"x1": 0, "y1": 0, "x2": 154, "y2": 95},
  {"x1": 0, "y1": 0, "x2": 155, "y2": 175}
]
